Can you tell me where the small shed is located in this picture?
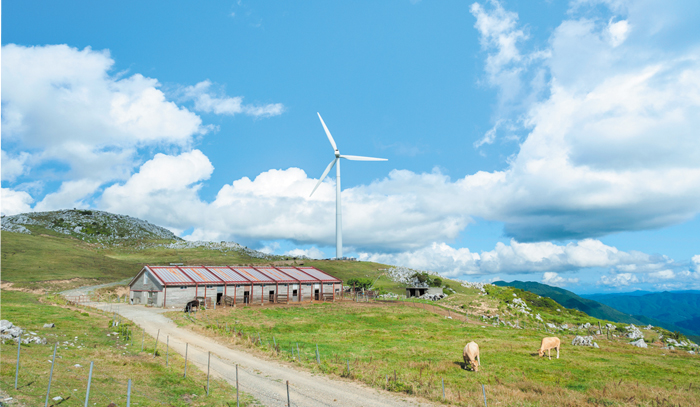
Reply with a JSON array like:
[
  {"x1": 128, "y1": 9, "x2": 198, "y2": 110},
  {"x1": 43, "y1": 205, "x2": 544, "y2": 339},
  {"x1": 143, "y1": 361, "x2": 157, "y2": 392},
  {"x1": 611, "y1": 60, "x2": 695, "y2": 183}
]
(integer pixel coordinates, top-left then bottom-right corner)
[{"x1": 406, "y1": 287, "x2": 443, "y2": 298}]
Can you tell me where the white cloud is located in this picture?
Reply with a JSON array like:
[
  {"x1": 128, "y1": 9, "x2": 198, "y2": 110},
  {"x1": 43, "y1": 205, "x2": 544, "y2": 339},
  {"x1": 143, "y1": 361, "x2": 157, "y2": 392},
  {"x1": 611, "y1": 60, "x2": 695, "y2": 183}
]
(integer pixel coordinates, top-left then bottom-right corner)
[
  {"x1": 607, "y1": 19, "x2": 630, "y2": 47},
  {"x1": 1, "y1": 188, "x2": 34, "y2": 216},
  {"x1": 542, "y1": 272, "x2": 579, "y2": 287},
  {"x1": 181, "y1": 80, "x2": 284, "y2": 117},
  {"x1": 358, "y1": 238, "x2": 673, "y2": 278},
  {"x1": 34, "y1": 180, "x2": 103, "y2": 212},
  {"x1": 598, "y1": 273, "x2": 639, "y2": 287},
  {"x1": 284, "y1": 247, "x2": 326, "y2": 259},
  {"x1": 693, "y1": 255, "x2": 700, "y2": 272},
  {"x1": 647, "y1": 269, "x2": 675, "y2": 281},
  {"x1": 1, "y1": 44, "x2": 207, "y2": 183},
  {"x1": 1, "y1": 151, "x2": 31, "y2": 182}
]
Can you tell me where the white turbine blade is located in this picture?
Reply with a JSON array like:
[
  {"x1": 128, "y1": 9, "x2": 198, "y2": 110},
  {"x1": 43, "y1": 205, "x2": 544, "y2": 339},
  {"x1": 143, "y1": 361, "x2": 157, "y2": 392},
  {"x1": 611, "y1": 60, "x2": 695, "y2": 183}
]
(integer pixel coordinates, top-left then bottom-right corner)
[
  {"x1": 310, "y1": 158, "x2": 338, "y2": 196},
  {"x1": 317, "y1": 112, "x2": 338, "y2": 151},
  {"x1": 340, "y1": 155, "x2": 387, "y2": 161}
]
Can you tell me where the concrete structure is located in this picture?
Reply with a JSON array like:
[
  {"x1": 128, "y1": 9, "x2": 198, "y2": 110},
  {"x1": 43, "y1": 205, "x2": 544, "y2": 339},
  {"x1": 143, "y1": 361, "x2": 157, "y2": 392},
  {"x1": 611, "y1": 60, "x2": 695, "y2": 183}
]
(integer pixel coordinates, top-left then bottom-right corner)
[
  {"x1": 128, "y1": 265, "x2": 342, "y2": 309},
  {"x1": 405, "y1": 287, "x2": 443, "y2": 298}
]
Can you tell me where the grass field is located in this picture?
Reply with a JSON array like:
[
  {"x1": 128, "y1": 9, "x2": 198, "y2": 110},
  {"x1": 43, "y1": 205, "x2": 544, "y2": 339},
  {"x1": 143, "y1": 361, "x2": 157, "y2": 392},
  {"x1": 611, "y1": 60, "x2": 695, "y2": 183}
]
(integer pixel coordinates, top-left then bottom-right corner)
[
  {"x1": 0, "y1": 290, "x2": 257, "y2": 406},
  {"x1": 167, "y1": 301, "x2": 700, "y2": 406}
]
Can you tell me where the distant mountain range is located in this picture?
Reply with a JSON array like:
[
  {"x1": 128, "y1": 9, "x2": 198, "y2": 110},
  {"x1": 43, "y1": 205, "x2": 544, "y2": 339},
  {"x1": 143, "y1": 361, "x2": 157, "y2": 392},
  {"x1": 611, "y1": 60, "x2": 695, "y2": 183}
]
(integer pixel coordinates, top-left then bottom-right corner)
[
  {"x1": 582, "y1": 291, "x2": 700, "y2": 337},
  {"x1": 493, "y1": 281, "x2": 700, "y2": 341}
]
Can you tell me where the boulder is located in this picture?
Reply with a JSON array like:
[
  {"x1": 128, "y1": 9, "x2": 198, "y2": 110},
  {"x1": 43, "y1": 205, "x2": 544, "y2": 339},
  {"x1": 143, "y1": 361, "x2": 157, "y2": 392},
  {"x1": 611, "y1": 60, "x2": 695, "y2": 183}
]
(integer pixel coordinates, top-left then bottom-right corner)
[
  {"x1": 0, "y1": 320, "x2": 13, "y2": 331},
  {"x1": 630, "y1": 339, "x2": 647, "y2": 348}
]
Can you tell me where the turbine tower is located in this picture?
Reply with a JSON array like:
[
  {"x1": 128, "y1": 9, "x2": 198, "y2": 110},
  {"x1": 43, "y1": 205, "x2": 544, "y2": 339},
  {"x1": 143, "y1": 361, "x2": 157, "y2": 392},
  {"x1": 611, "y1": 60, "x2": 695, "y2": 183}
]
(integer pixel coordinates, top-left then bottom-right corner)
[{"x1": 310, "y1": 112, "x2": 387, "y2": 259}]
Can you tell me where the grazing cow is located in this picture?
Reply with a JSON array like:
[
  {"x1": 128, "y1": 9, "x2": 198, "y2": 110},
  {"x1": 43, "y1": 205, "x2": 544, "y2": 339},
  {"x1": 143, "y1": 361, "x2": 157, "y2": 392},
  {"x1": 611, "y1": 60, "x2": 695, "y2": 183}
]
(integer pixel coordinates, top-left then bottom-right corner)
[
  {"x1": 538, "y1": 337, "x2": 561, "y2": 360},
  {"x1": 463, "y1": 341, "x2": 481, "y2": 371}
]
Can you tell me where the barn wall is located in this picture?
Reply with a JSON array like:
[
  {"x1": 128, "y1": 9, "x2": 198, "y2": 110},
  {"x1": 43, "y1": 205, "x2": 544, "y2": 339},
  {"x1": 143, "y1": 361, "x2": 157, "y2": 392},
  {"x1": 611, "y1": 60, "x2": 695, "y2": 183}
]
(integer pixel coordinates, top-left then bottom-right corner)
[
  {"x1": 301, "y1": 283, "x2": 313, "y2": 301},
  {"x1": 130, "y1": 269, "x2": 163, "y2": 292},
  {"x1": 163, "y1": 286, "x2": 197, "y2": 309}
]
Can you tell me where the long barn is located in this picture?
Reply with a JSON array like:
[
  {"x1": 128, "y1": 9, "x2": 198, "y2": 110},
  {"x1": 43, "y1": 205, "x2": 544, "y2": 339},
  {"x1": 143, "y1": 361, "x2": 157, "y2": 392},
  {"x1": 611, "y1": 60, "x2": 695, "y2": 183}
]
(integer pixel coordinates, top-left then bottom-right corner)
[{"x1": 128, "y1": 265, "x2": 342, "y2": 309}]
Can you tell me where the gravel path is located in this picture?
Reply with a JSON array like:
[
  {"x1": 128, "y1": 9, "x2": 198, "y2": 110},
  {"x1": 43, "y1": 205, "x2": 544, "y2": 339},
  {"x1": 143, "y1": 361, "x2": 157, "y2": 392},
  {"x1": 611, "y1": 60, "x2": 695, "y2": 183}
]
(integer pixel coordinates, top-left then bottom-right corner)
[{"x1": 87, "y1": 302, "x2": 432, "y2": 407}]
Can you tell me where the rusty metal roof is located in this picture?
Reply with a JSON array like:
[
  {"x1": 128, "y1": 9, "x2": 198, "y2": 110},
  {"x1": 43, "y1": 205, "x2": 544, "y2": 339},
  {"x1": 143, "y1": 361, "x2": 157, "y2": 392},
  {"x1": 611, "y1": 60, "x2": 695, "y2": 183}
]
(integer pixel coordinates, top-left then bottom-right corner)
[
  {"x1": 277, "y1": 267, "x2": 320, "y2": 283},
  {"x1": 178, "y1": 266, "x2": 222, "y2": 284},
  {"x1": 205, "y1": 267, "x2": 250, "y2": 284},
  {"x1": 231, "y1": 267, "x2": 275, "y2": 284},
  {"x1": 137, "y1": 265, "x2": 341, "y2": 286},
  {"x1": 147, "y1": 266, "x2": 196, "y2": 286},
  {"x1": 255, "y1": 267, "x2": 297, "y2": 283},
  {"x1": 297, "y1": 267, "x2": 342, "y2": 283}
]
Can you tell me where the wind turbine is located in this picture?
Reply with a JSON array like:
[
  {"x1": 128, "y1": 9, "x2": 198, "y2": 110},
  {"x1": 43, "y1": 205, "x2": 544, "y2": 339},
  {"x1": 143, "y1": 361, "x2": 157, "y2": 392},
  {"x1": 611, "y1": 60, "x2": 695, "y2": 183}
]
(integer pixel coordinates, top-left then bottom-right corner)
[{"x1": 310, "y1": 112, "x2": 387, "y2": 259}]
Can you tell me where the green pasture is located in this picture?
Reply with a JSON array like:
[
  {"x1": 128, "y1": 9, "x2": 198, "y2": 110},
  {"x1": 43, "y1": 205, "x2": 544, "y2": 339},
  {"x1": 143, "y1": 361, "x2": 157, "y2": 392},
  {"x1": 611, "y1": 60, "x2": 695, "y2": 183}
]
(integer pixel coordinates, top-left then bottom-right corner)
[
  {"x1": 170, "y1": 302, "x2": 700, "y2": 406},
  {"x1": 0, "y1": 290, "x2": 256, "y2": 406}
]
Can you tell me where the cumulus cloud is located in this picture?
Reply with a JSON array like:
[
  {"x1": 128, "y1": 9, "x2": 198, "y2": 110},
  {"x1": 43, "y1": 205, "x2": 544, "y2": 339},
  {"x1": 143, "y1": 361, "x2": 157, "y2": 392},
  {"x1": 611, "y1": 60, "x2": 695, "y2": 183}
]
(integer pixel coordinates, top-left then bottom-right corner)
[
  {"x1": 465, "y1": 0, "x2": 700, "y2": 241},
  {"x1": 284, "y1": 247, "x2": 326, "y2": 259},
  {"x1": 1, "y1": 188, "x2": 34, "y2": 216},
  {"x1": 598, "y1": 273, "x2": 639, "y2": 287},
  {"x1": 542, "y1": 272, "x2": 579, "y2": 287},
  {"x1": 1, "y1": 151, "x2": 31, "y2": 182},
  {"x1": 358, "y1": 238, "x2": 674, "y2": 279},
  {"x1": 1, "y1": 44, "x2": 207, "y2": 182},
  {"x1": 181, "y1": 80, "x2": 284, "y2": 117}
]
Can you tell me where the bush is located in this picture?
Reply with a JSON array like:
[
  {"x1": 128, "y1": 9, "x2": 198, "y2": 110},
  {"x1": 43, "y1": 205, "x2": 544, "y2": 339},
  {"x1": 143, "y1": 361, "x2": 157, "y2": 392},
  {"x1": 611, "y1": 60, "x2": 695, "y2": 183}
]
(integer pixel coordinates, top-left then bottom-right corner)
[{"x1": 346, "y1": 278, "x2": 373, "y2": 290}]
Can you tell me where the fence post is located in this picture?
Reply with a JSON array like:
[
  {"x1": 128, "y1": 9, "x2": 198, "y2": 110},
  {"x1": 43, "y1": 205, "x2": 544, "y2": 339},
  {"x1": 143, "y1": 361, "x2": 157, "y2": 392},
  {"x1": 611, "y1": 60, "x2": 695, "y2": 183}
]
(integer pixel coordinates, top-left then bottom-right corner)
[
  {"x1": 126, "y1": 379, "x2": 132, "y2": 407},
  {"x1": 184, "y1": 343, "x2": 188, "y2": 378},
  {"x1": 297, "y1": 343, "x2": 300, "y2": 361},
  {"x1": 44, "y1": 343, "x2": 57, "y2": 407},
  {"x1": 166, "y1": 336, "x2": 169, "y2": 366},
  {"x1": 236, "y1": 364, "x2": 239, "y2": 407},
  {"x1": 286, "y1": 380, "x2": 291, "y2": 407},
  {"x1": 347, "y1": 359, "x2": 350, "y2": 375},
  {"x1": 141, "y1": 328, "x2": 145, "y2": 352},
  {"x1": 316, "y1": 344, "x2": 320, "y2": 364},
  {"x1": 273, "y1": 336, "x2": 277, "y2": 349},
  {"x1": 206, "y1": 351, "x2": 211, "y2": 395},
  {"x1": 14, "y1": 334, "x2": 21, "y2": 389},
  {"x1": 153, "y1": 329, "x2": 160, "y2": 358},
  {"x1": 442, "y1": 377, "x2": 445, "y2": 400},
  {"x1": 482, "y1": 384, "x2": 488, "y2": 406},
  {"x1": 84, "y1": 361, "x2": 94, "y2": 407}
]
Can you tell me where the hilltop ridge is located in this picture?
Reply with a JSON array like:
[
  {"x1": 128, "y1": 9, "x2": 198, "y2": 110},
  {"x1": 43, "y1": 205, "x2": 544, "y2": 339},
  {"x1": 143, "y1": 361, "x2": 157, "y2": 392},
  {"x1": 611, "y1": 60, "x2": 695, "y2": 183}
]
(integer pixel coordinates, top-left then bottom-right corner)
[{"x1": 1, "y1": 209, "x2": 180, "y2": 242}]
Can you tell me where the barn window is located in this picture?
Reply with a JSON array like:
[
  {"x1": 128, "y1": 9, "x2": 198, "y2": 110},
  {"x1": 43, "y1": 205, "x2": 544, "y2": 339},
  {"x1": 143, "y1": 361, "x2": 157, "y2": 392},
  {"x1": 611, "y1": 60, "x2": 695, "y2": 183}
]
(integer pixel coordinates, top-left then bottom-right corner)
[{"x1": 180, "y1": 286, "x2": 187, "y2": 290}]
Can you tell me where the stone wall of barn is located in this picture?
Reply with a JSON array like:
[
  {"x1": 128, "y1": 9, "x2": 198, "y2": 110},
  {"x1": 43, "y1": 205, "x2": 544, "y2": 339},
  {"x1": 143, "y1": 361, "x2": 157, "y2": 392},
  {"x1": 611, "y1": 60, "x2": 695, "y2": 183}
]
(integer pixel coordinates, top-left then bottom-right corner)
[{"x1": 163, "y1": 286, "x2": 198, "y2": 309}]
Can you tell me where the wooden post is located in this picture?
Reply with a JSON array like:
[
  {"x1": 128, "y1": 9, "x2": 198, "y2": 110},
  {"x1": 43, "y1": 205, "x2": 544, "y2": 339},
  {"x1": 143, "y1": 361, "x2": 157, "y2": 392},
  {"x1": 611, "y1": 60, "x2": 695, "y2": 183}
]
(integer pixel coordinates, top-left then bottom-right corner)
[
  {"x1": 166, "y1": 336, "x2": 169, "y2": 366},
  {"x1": 236, "y1": 365, "x2": 239, "y2": 407},
  {"x1": 153, "y1": 329, "x2": 160, "y2": 357},
  {"x1": 184, "y1": 343, "x2": 188, "y2": 378},
  {"x1": 286, "y1": 380, "x2": 291, "y2": 407},
  {"x1": 141, "y1": 328, "x2": 145, "y2": 351},
  {"x1": 482, "y1": 384, "x2": 487, "y2": 406},
  {"x1": 442, "y1": 378, "x2": 445, "y2": 400},
  {"x1": 206, "y1": 351, "x2": 211, "y2": 395}
]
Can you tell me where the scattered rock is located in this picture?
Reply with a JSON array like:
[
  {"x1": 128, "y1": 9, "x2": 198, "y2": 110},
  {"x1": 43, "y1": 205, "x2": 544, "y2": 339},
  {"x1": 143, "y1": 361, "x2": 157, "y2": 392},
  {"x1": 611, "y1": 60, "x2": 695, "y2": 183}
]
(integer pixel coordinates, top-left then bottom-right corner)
[
  {"x1": 52, "y1": 396, "x2": 62, "y2": 402},
  {"x1": 0, "y1": 320, "x2": 13, "y2": 331},
  {"x1": 43, "y1": 323, "x2": 55, "y2": 328},
  {"x1": 572, "y1": 336, "x2": 599, "y2": 348},
  {"x1": 630, "y1": 339, "x2": 647, "y2": 348},
  {"x1": 625, "y1": 324, "x2": 644, "y2": 340}
]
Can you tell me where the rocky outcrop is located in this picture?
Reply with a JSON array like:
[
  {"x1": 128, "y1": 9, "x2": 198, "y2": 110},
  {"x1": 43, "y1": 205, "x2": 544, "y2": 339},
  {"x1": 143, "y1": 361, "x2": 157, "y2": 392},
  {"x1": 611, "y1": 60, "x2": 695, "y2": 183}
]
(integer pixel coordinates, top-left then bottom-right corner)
[
  {"x1": 1, "y1": 209, "x2": 179, "y2": 242},
  {"x1": 0, "y1": 320, "x2": 47, "y2": 344},
  {"x1": 625, "y1": 324, "x2": 644, "y2": 339},
  {"x1": 572, "y1": 336, "x2": 599, "y2": 348}
]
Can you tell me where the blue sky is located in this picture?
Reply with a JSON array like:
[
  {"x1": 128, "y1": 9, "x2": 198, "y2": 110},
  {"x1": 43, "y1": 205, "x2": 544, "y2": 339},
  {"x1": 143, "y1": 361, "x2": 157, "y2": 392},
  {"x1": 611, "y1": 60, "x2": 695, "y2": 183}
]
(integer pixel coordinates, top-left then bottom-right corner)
[{"x1": 2, "y1": 0, "x2": 700, "y2": 294}]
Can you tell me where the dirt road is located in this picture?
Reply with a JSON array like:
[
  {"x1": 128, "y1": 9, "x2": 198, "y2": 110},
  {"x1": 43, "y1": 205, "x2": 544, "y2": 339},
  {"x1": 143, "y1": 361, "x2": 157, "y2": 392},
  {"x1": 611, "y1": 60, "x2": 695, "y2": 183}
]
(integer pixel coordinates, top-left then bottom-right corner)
[{"x1": 92, "y1": 303, "x2": 431, "y2": 407}]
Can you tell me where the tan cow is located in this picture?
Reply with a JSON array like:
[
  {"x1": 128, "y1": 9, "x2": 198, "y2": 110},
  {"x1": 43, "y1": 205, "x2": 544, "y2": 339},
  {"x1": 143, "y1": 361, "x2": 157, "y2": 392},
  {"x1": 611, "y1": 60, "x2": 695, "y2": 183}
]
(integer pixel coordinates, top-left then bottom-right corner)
[
  {"x1": 538, "y1": 337, "x2": 561, "y2": 360},
  {"x1": 463, "y1": 341, "x2": 480, "y2": 371}
]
